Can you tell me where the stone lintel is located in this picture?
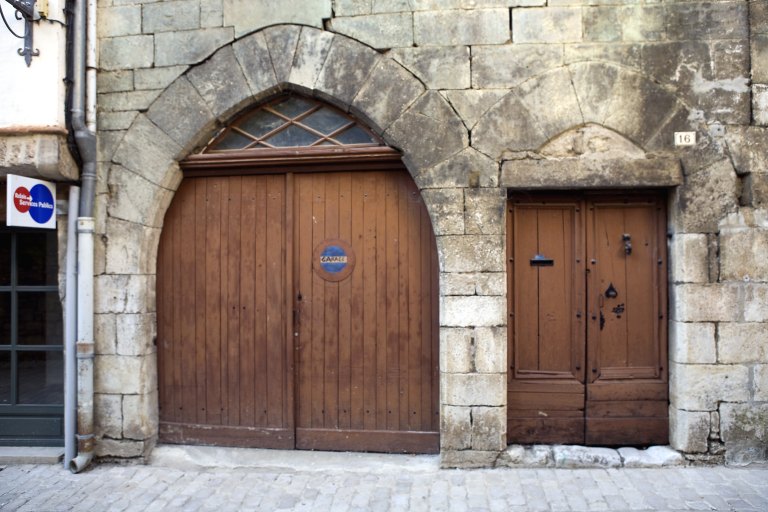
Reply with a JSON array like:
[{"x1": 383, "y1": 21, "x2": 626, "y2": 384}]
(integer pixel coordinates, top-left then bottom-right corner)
[
  {"x1": 500, "y1": 156, "x2": 682, "y2": 189},
  {"x1": 0, "y1": 133, "x2": 79, "y2": 181}
]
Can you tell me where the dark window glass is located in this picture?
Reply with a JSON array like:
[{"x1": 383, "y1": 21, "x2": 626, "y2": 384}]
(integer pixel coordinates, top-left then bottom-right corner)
[
  {"x1": 240, "y1": 110, "x2": 283, "y2": 138},
  {"x1": 18, "y1": 351, "x2": 63, "y2": 404},
  {"x1": 0, "y1": 232, "x2": 10, "y2": 285},
  {"x1": 0, "y1": 351, "x2": 9, "y2": 404},
  {"x1": 271, "y1": 96, "x2": 314, "y2": 119},
  {"x1": 266, "y1": 125, "x2": 319, "y2": 147},
  {"x1": 0, "y1": 293, "x2": 9, "y2": 345},
  {"x1": 336, "y1": 126, "x2": 375, "y2": 145},
  {"x1": 17, "y1": 292, "x2": 62, "y2": 345},
  {"x1": 210, "y1": 131, "x2": 253, "y2": 151},
  {"x1": 301, "y1": 107, "x2": 350, "y2": 135},
  {"x1": 17, "y1": 231, "x2": 58, "y2": 286}
]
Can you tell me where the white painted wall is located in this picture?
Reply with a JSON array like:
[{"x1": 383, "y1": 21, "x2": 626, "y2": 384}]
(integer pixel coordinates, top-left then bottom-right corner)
[{"x1": 0, "y1": 1, "x2": 67, "y2": 129}]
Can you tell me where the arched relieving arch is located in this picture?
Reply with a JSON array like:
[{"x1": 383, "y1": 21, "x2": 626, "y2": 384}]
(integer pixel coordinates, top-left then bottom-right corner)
[{"x1": 102, "y1": 25, "x2": 477, "y2": 457}]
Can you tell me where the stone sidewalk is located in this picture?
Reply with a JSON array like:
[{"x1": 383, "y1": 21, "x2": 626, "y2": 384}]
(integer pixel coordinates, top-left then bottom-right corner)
[{"x1": 1, "y1": 447, "x2": 767, "y2": 511}]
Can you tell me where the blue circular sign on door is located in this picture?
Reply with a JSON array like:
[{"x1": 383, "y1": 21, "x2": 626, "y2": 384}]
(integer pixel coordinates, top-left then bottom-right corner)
[
  {"x1": 319, "y1": 245, "x2": 348, "y2": 274},
  {"x1": 314, "y1": 239, "x2": 356, "y2": 282},
  {"x1": 29, "y1": 184, "x2": 55, "y2": 224}
]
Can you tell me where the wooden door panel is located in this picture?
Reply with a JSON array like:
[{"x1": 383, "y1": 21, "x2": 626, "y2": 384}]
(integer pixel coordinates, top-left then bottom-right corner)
[
  {"x1": 507, "y1": 194, "x2": 668, "y2": 447},
  {"x1": 157, "y1": 176, "x2": 293, "y2": 448},
  {"x1": 295, "y1": 171, "x2": 439, "y2": 453}
]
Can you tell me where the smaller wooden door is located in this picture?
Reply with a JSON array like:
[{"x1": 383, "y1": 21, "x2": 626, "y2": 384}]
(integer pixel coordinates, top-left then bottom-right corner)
[{"x1": 507, "y1": 194, "x2": 668, "y2": 446}]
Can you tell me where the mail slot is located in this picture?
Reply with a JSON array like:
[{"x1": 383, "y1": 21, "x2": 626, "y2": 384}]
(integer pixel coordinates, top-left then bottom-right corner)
[{"x1": 530, "y1": 254, "x2": 554, "y2": 267}]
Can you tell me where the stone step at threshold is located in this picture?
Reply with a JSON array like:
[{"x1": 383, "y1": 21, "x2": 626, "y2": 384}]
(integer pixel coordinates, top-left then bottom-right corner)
[
  {"x1": 499, "y1": 445, "x2": 685, "y2": 469},
  {"x1": 0, "y1": 447, "x2": 64, "y2": 465}
]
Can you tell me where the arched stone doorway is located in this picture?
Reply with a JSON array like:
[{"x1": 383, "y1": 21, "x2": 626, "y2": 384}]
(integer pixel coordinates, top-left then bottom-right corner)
[{"x1": 155, "y1": 95, "x2": 440, "y2": 453}]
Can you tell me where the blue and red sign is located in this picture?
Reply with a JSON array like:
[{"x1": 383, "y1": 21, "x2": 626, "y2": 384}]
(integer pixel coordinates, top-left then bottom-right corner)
[
  {"x1": 313, "y1": 239, "x2": 356, "y2": 282},
  {"x1": 6, "y1": 174, "x2": 56, "y2": 229}
]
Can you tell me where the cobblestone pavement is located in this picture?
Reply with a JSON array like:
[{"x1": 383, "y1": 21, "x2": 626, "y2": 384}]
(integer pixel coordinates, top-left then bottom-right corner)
[{"x1": 1, "y1": 450, "x2": 767, "y2": 512}]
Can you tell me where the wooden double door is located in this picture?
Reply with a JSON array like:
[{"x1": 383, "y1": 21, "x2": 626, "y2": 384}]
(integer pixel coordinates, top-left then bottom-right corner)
[
  {"x1": 157, "y1": 170, "x2": 439, "y2": 453},
  {"x1": 507, "y1": 194, "x2": 668, "y2": 446}
]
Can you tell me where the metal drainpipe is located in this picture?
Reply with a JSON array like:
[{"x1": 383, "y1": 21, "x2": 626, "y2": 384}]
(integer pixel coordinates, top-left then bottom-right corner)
[
  {"x1": 63, "y1": 186, "x2": 79, "y2": 470},
  {"x1": 69, "y1": 0, "x2": 97, "y2": 474}
]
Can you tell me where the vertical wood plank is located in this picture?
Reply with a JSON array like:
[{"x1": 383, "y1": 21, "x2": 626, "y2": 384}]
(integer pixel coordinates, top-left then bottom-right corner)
[
  {"x1": 239, "y1": 177, "x2": 257, "y2": 426},
  {"x1": 362, "y1": 172, "x2": 379, "y2": 431},
  {"x1": 194, "y1": 180, "x2": 207, "y2": 424},
  {"x1": 624, "y1": 204, "x2": 656, "y2": 369},
  {"x1": 311, "y1": 174, "x2": 326, "y2": 429},
  {"x1": 349, "y1": 173, "x2": 366, "y2": 430},
  {"x1": 266, "y1": 175, "x2": 286, "y2": 427},
  {"x1": 253, "y1": 178, "x2": 268, "y2": 426},
  {"x1": 385, "y1": 174, "x2": 400, "y2": 430},
  {"x1": 514, "y1": 206, "x2": 541, "y2": 372},
  {"x1": 205, "y1": 178, "x2": 223, "y2": 426},
  {"x1": 296, "y1": 174, "x2": 314, "y2": 430},
  {"x1": 226, "y1": 177, "x2": 242, "y2": 426},
  {"x1": 337, "y1": 172, "x2": 353, "y2": 430},
  {"x1": 375, "y1": 172, "x2": 388, "y2": 431},
  {"x1": 323, "y1": 174, "x2": 340, "y2": 429}
]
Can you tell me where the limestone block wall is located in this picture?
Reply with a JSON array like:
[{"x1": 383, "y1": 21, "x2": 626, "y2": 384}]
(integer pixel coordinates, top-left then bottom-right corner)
[{"x1": 92, "y1": 0, "x2": 767, "y2": 465}]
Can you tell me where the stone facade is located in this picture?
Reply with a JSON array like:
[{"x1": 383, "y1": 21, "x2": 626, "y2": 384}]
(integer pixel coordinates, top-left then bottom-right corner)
[{"x1": 92, "y1": 0, "x2": 768, "y2": 466}]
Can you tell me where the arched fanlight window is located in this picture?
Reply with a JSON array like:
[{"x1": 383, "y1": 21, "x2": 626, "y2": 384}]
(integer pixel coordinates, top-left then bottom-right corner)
[
  {"x1": 205, "y1": 95, "x2": 383, "y2": 153},
  {"x1": 182, "y1": 95, "x2": 399, "y2": 175}
]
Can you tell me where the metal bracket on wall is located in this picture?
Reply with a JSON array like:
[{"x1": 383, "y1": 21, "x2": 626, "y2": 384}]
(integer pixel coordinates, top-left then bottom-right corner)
[{"x1": 1, "y1": 0, "x2": 40, "y2": 66}]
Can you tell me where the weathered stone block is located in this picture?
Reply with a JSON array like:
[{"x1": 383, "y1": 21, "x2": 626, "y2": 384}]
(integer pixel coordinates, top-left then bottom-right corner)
[
  {"x1": 474, "y1": 327, "x2": 506, "y2": 373},
  {"x1": 744, "y1": 284, "x2": 768, "y2": 322},
  {"x1": 472, "y1": 45, "x2": 562, "y2": 89},
  {"x1": 328, "y1": 13, "x2": 413, "y2": 49},
  {"x1": 753, "y1": 0, "x2": 768, "y2": 34},
  {"x1": 711, "y1": 40, "x2": 750, "y2": 81},
  {"x1": 618, "y1": 446, "x2": 684, "y2": 468},
  {"x1": 116, "y1": 313, "x2": 157, "y2": 357},
  {"x1": 440, "y1": 328, "x2": 473, "y2": 373},
  {"x1": 232, "y1": 31, "x2": 278, "y2": 97},
  {"x1": 414, "y1": 9, "x2": 509, "y2": 46},
  {"x1": 98, "y1": 112, "x2": 139, "y2": 132},
  {"x1": 95, "y1": 438, "x2": 150, "y2": 459},
  {"x1": 564, "y1": 43, "x2": 642, "y2": 68},
  {"x1": 334, "y1": 0, "x2": 371, "y2": 16},
  {"x1": 718, "y1": 323, "x2": 768, "y2": 363},
  {"x1": 416, "y1": 148, "x2": 498, "y2": 189},
  {"x1": 386, "y1": 91, "x2": 468, "y2": 170},
  {"x1": 113, "y1": 116, "x2": 183, "y2": 189},
  {"x1": 440, "y1": 405, "x2": 471, "y2": 450},
  {"x1": 98, "y1": 6, "x2": 142, "y2": 38},
  {"x1": 100, "y1": 36, "x2": 154, "y2": 71},
  {"x1": 666, "y1": 1, "x2": 748, "y2": 41},
  {"x1": 553, "y1": 446, "x2": 621, "y2": 468},
  {"x1": 315, "y1": 35, "x2": 381, "y2": 107},
  {"x1": 583, "y1": 6, "x2": 621, "y2": 43},
  {"x1": 95, "y1": 393, "x2": 123, "y2": 439},
  {"x1": 288, "y1": 28, "x2": 335, "y2": 93},
  {"x1": 497, "y1": 444, "x2": 553, "y2": 468},
  {"x1": 472, "y1": 94, "x2": 545, "y2": 158},
  {"x1": 262, "y1": 25, "x2": 301, "y2": 84},
  {"x1": 123, "y1": 391, "x2": 159, "y2": 441},
  {"x1": 438, "y1": 235, "x2": 504, "y2": 273},
  {"x1": 201, "y1": 0, "x2": 223, "y2": 28},
  {"x1": 464, "y1": 189, "x2": 505, "y2": 235},
  {"x1": 725, "y1": 126, "x2": 768, "y2": 177},
  {"x1": 188, "y1": 45, "x2": 251, "y2": 122},
  {"x1": 669, "y1": 362, "x2": 749, "y2": 410},
  {"x1": 669, "y1": 321, "x2": 716, "y2": 365},
  {"x1": 754, "y1": 84, "x2": 768, "y2": 126},
  {"x1": 501, "y1": 157, "x2": 682, "y2": 190},
  {"x1": 520, "y1": 69, "x2": 584, "y2": 141},
  {"x1": 95, "y1": 354, "x2": 154, "y2": 395},
  {"x1": 421, "y1": 189, "x2": 464, "y2": 235},
  {"x1": 440, "y1": 273, "x2": 505, "y2": 296},
  {"x1": 512, "y1": 7, "x2": 581, "y2": 43},
  {"x1": 720, "y1": 403, "x2": 768, "y2": 465},
  {"x1": 143, "y1": 1, "x2": 200, "y2": 33},
  {"x1": 440, "y1": 450, "x2": 499, "y2": 469},
  {"x1": 95, "y1": 313, "x2": 117, "y2": 355},
  {"x1": 154, "y1": 28, "x2": 234, "y2": 67},
  {"x1": 223, "y1": 0, "x2": 331, "y2": 37},
  {"x1": 95, "y1": 275, "x2": 154, "y2": 315},
  {"x1": 441, "y1": 296, "x2": 505, "y2": 327},
  {"x1": 352, "y1": 58, "x2": 425, "y2": 133},
  {"x1": 442, "y1": 373, "x2": 505, "y2": 406},
  {"x1": 620, "y1": 5, "x2": 665, "y2": 42},
  {"x1": 104, "y1": 218, "x2": 156, "y2": 275},
  {"x1": 443, "y1": 90, "x2": 507, "y2": 130},
  {"x1": 673, "y1": 159, "x2": 740, "y2": 233},
  {"x1": 97, "y1": 70, "x2": 134, "y2": 94},
  {"x1": 390, "y1": 46, "x2": 470, "y2": 90},
  {"x1": 756, "y1": 365, "x2": 768, "y2": 401},
  {"x1": 754, "y1": 36, "x2": 768, "y2": 83},
  {"x1": 641, "y1": 42, "x2": 711, "y2": 91},
  {"x1": 670, "y1": 234, "x2": 709, "y2": 284},
  {"x1": 669, "y1": 407, "x2": 710, "y2": 453},
  {"x1": 98, "y1": 131, "x2": 126, "y2": 164},
  {"x1": 720, "y1": 227, "x2": 768, "y2": 282},
  {"x1": 470, "y1": 406, "x2": 505, "y2": 451},
  {"x1": 134, "y1": 66, "x2": 188, "y2": 91},
  {"x1": 99, "y1": 90, "x2": 163, "y2": 113},
  {"x1": 107, "y1": 165, "x2": 172, "y2": 228},
  {"x1": 146, "y1": 77, "x2": 216, "y2": 154}
]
